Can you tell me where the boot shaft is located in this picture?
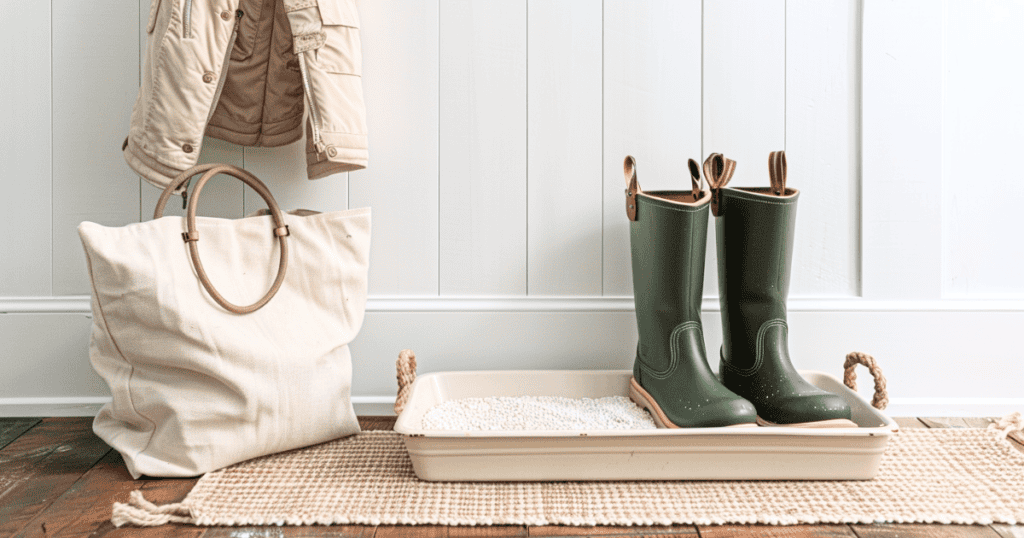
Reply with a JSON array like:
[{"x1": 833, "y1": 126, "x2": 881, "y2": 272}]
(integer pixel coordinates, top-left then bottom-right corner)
[
  {"x1": 715, "y1": 186, "x2": 799, "y2": 366},
  {"x1": 630, "y1": 192, "x2": 710, "y2": 331}
]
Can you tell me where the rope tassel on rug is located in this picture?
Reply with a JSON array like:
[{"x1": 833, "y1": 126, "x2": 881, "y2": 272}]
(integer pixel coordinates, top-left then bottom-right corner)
[
  {"x1": 111, "y1": 490, "x2": 195, "y2": 527},
  {"x1": 989, "y1": 411, "x2": 1024, "y2": 439}
]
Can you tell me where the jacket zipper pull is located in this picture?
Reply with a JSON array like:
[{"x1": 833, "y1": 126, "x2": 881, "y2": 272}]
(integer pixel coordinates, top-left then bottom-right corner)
[{"x1": 181, "y1": 179, "x2": 191, "y2": 210}]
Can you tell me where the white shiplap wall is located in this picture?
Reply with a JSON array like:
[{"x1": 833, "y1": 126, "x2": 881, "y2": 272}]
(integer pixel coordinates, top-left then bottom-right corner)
[{"x1": 0, "y1": 0, "x2": 1022, "y2": 417}]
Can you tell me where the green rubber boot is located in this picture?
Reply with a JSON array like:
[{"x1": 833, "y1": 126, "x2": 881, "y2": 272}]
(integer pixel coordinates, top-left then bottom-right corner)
[
  {"x1": 624, "y1": 156, "x2": 757, "y2": 429},
  {"x1": 709, "y1": 151, "x2": 855, "y2": 428}
]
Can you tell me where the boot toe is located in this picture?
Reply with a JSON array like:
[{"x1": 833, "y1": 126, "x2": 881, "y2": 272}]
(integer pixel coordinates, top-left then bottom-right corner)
[
  {"x1": 684, "y1": 396, "x2": 758, "y2": 428},
  {"x1": 761, "y1": 391, "x2": 852, "y2": 426}
]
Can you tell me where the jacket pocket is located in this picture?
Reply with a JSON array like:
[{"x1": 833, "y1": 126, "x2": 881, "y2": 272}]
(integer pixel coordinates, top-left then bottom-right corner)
[
  {"x1": 314, "y1": 0, "x2": 360, "y2": 75},
  {"x1": 230, "y1": 0, "x2": 267, "y2": 61},
  {"x1": 146, "y1": 0, "x2": 162, "y2": 34},
  {"x1": 317, "y1": 0, "x2": 359, "y2": 29}
]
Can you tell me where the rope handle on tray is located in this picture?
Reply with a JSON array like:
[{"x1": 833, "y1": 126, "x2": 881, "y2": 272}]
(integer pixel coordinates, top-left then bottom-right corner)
[
  {"x1": 395, "y1": 349, "x2": 417, "y2": 415},
  {"x1": 843, "y1": 352, "x2": 888, "y2": 410}
]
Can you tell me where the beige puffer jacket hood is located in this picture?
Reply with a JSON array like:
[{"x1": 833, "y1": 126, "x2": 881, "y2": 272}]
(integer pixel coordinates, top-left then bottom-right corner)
[{"x1": 125, "y1": 0, "x2": 367, "y2": 188}]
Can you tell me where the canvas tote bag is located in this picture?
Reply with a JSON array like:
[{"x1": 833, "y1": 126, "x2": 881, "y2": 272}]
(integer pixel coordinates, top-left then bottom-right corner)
[{"x1": 78, "y1": 163, "x2": 369, "y2": 478}]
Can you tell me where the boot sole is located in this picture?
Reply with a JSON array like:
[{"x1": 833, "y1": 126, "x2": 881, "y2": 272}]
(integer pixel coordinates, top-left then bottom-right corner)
[
  {"x1": 629, "y1": 377, "x2": 757, "y2": 429},
  {"x1": 756, "y1": 416, "x2": 859, "y2": 428}
]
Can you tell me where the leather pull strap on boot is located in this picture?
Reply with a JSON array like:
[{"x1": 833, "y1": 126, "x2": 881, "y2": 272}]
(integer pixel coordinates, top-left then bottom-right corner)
[
  {"x1": 713, "y1": 151, "x2": 856, "y2": 428},
  {"x1": 624, "y1": 156, "x2": 757, "y2": 429}
]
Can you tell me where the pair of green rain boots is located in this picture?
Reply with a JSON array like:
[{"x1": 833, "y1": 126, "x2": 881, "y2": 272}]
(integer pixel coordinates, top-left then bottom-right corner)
[{"x1": 625, "y1": 151, "x2": 856, "y2": 428}]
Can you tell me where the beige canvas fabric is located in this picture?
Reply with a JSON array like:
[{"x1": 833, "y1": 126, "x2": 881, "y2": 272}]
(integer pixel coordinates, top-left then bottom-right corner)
[
  {"x1": 125, "y1": 0, "x2": 367, "y2": 188},
  {"x1": 78, "y1": 195, "x2": 370, "y2": 478}
]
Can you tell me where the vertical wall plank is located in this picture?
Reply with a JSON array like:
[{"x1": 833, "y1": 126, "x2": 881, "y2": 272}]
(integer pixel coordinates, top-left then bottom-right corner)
[
  {"x1": 527, "y1": 0, "x2": 602, "y2": 296},
  {"x1": 0, "y1": 2, "x2": 52, "y2": 296},
  {"x1": 941, "y1": 0, "x2": 1024, "y2": 298},
  {"x1": 243, "y1": 144, "x2": 349, "y2": 215},
  {"x1": 52, "y1": 0, "x2": 140, "y2": 295},
  {"x1": 349, "y1": 1, "x2": 440, "y2": 295},
  {"x1": 784, "y1": 0, "x2": 860, "y2": 297},
  {"x1": 603, "y1": 0, "x2": 703, "y2": 296},
  {"x1": 439, "y1": 0, "x2": 527, "y2": 296},
  {"x1": 702, "y1": 0, "x2": 786, "y2": 186},
  {"x1": 702, "y1": 0, "x2": 786, "y2": 298},
  {"x1": 861, "y1": 0, "x2": 942, "y2": 300}
]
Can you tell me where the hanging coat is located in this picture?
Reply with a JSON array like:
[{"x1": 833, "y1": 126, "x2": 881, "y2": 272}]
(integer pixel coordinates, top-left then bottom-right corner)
[{"x1": 124, "y1": 0, "x2": 367, "y2": 188}]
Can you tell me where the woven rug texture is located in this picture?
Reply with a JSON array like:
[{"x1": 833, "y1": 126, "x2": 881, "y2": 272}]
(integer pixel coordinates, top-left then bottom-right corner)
[{"x1": 114, "y1": 429, "x2": 1024, "y2": 527}]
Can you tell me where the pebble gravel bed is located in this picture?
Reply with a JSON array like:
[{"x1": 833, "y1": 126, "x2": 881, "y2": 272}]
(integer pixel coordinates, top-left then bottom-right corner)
[{"x1": 421, "y1": 395, "x2": 658, "y2": 431}]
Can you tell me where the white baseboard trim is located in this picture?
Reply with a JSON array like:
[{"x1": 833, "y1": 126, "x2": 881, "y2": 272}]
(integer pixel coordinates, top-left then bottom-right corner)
[
  {"x1": 3, "y1": 295, "x2": 1024, "y2": 314},
  {"x1": 3, "y1": 396, "x2": 1022, "y2": 419}
]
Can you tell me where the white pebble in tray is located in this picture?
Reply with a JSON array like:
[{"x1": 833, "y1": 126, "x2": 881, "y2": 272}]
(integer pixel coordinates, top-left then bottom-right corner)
[{"x1": 421, "y1": 395, "x2": 658, "y2": 431}]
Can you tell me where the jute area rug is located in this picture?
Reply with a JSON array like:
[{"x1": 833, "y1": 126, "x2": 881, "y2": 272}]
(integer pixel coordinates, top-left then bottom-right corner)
[{"x1": 113, "y1": 428, "x2": 1024, "y2": 528}]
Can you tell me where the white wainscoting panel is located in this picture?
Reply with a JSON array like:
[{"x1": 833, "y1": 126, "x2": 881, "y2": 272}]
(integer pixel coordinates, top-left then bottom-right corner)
[
  {"x1": 439, "y1": 0, "x2": 527, "y2": 295},
  {"x1": 527, "y1": 0, "x2": 603, "y2": 296},
  {"x1": 0, "y1": 314, "x2": 106, "y2": 399},
  {"x1": 602, "y1": 0, "x2": 702, "y2": 296},
  {"x1": 349, "y1": 0, "x2": 440, "y2": 295},
  {"x1": 941, "y1": 0, "x2": 1024, "y2": 299},
  {"x1": 5, "y1": 305, "x2": 1022, "y2": 418},
  {"x1": 784, "y1": 0, "x2": 861, "y2": 298},
  {"x1": 0, "y1": 1, "x2": 52, "y2": 296},
  {"x1": 861, "y1": 0, "x2": 942, "y2": 300},
  {"x1": 51, "y1": 0, "x2": 141, "y2": 296}
]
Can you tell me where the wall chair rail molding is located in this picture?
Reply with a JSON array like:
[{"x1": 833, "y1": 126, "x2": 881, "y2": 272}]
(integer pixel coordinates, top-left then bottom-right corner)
[{"x1": 4, "y1": 296, "x2": 1024, "y2": 314}]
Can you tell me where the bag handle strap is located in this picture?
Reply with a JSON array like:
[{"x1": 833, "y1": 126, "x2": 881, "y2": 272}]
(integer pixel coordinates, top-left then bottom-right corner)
[{"x1": 155, "y1": 164, "x2": 290, "y2": 314}]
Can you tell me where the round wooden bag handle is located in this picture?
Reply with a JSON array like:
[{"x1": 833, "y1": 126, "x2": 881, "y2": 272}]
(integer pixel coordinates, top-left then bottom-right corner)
[{"x1": 155, "y1": 164, "x2": 289, "y2": 314}]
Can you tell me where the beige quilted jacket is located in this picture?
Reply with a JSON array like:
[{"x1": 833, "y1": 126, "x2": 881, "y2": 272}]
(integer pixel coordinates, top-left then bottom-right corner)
[{"x1": 125, "y1": 0, "x2": 367, "y2": 188}]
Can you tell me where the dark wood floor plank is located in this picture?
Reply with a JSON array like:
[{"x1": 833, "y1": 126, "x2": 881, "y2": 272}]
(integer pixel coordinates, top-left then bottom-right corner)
[
  {"x1": 374, "y1": 525, "x2": 449, "y2": 537},
  {"x1": 528, "y1": 525, "x2": 697, "y2": 536},
  {"x1": 893, "y1": 417, "x2": 929, "y2": 429},
  {"x1": 202, "y1": 526, "x2": 376, "y2": 537},
  {"x1": 0, "y1": 417, "x2": 112, "y2": 536},
  {"x1": 961, "y1": 418, "x2": 997, "y2": 429},
  {"x1": 919, "y1": 417, "x2": 972, "y2": 429},
  {"x1": 850, "y1": 524, "x2": 1001, "y2": 538},
  {"x1": 0, "y1": 418, "x2": 42, "y2": 450},
  {"x1": 991, "y1": 525, "x2": 1024, "y2": 538},
  {"x1": 359, "y1": 416, "x2": 397, "y2": 431},
  {"x1": 699, "y1": 525, "x2": 855, "y2": 537},
  {"x1": 12, "y1": 449, "x2": 135, "y2": 538},
  {"x1": 448, "y1": 526, "x2": 528, "y2": 537}
]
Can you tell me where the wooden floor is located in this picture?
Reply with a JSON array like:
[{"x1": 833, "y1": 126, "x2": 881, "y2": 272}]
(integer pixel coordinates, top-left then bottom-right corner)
[{"x1": 0, "y1": 416, "x2": 1022, "y2": 538}]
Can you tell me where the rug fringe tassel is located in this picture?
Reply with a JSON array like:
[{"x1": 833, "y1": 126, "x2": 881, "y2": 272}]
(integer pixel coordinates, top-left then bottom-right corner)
[
  {"x1": 111, "y1": 490, "x2": 194, "y2": 527},
  {"x1": 988, "y1": 411, "x2": 1024, "y2": 439}
]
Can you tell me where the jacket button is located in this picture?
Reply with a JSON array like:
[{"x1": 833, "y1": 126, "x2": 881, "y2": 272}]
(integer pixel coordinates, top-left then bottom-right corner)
[
  {"x1": 326, "y1": 146, "x2": 338, "y2": 158},
  {"x1": 220, "y1": 11, "x2": 232, "y2": 21},
  {"x1": 182, "y1": 144, "x2": 194, "y2": 153},
  {"x1": 202, "y1": 72, "x2": 215, "y2": 83}
]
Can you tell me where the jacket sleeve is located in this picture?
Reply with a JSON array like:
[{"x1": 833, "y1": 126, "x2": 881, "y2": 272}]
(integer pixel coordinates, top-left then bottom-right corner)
[{"x1": 284, "y1": 0, "x2": 368, "y2": 179}]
